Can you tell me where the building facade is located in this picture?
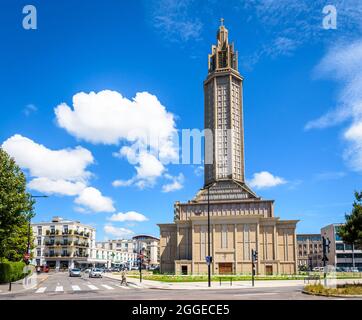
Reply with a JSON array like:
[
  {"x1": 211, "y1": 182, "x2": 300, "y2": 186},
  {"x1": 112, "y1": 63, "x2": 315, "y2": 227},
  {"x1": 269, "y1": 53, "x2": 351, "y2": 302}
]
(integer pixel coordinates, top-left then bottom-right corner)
[
  {"x1": 321, "y1": 224, "x2": 362, "y2": 271},
  {"x1": 96, "y1": 240, "x2": 137, "y2": 268},
  {"x1": 132, "y1": 235, "x2": 160, "y2": 266},
  {"x1": 31, "y1": 216, "x2": 97, "y2": 270},
  {"x1": 296, "y1": 234, "x2": 323, "y2": 270},
  {"x1": 158, "y1": 21, "x2": 299, "y2": 276},
  {"x1": 31, "y1": 216, "x2": 135, "y2": 270}
]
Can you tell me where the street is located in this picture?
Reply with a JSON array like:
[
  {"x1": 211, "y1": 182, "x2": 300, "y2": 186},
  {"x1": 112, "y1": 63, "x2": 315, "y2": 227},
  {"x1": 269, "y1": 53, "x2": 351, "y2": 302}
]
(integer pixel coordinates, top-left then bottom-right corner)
[{"x1": 0, "y1": 272, "x2": 359, "y2": 300}]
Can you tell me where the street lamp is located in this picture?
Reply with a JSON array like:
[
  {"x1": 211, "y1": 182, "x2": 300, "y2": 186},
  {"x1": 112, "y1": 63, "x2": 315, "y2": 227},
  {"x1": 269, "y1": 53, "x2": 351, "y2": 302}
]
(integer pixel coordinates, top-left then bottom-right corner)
[{"x1": 204, "y1": 184, "x2": 212, "y2": 288}]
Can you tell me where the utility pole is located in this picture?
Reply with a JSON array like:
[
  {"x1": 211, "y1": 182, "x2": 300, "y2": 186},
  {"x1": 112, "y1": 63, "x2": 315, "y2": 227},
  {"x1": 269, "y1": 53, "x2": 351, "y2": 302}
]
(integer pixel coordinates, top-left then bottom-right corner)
[{"x1": 207, "y1": 186, "x2": 211, "y2": 287}]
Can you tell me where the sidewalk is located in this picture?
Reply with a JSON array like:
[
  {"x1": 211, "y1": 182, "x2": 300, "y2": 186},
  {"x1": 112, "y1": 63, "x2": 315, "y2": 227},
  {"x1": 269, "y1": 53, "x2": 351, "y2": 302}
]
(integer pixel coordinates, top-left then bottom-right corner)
[
  {"x1": 104, "y1": 273, "x2": 362, "y2": 290},
  {"x1": 0, "y1": 273, "x2": 49, "y2": 295}
]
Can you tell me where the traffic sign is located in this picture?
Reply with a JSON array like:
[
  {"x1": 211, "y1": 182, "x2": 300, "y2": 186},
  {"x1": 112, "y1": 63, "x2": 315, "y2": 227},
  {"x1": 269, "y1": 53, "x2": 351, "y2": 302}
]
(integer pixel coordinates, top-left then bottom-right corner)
[{"x1": 205, "y1": 256, "x2": 212, "y2": 265}]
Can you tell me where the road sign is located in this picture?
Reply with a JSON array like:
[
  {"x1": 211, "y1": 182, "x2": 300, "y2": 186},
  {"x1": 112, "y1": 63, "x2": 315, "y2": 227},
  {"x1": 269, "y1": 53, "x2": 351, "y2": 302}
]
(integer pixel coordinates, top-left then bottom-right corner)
[
  {"x1": 24, "y1": 253, "x2": 30, "y2": 260},
  {"x1": 205, "y1": 256, "x2": 212, "y2": 265}
]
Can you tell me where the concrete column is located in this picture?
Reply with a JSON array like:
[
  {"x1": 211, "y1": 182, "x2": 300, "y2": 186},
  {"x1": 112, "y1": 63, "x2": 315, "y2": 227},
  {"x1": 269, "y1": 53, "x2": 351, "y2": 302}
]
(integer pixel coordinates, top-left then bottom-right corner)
[
  {"x1": 234, "y1": 223, "x2": 237, "y2": 274},
  {"x1": 256, "y1": 223, "x2": 260, "y2": 275}
]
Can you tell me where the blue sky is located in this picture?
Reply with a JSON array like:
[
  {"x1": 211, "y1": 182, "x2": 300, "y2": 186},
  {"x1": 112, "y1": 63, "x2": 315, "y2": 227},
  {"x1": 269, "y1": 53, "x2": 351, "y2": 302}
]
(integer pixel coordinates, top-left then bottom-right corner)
[{"x1": 1, "y1": 0, "x2": 362, "y2": 240}]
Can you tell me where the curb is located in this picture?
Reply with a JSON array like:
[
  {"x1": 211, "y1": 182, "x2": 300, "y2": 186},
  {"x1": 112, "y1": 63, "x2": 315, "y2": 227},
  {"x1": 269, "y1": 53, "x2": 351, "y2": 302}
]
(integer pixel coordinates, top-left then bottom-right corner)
[
  {"x1": 0, "y1": 274, "x2": 49, "y2": 296},
  {"x1": 302, "y1": 290, "x2": 362, "y2": 298}
]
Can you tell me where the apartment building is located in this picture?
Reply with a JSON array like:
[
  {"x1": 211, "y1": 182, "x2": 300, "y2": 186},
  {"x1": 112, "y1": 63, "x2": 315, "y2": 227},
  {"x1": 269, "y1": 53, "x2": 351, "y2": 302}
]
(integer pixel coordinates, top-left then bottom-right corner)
[
  {"x1": 321, "y1": 224, "x2": 362, "y2": 271},
  {"x1": 132, "y1": 235, "x2": 160, "y2": 266},
  {"x1": 296, "y1": 234, "x2": 323, "y2": 270},
  {"x1": 31, "y1": 216, "x2": 96, "y2": 270}
]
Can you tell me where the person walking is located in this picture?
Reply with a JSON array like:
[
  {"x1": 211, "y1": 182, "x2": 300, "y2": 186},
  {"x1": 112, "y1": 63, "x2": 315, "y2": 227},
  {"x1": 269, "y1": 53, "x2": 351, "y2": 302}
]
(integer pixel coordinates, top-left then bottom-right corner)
[{"x1": 121, "y1": 269, "x2": 128, "y2": 286}]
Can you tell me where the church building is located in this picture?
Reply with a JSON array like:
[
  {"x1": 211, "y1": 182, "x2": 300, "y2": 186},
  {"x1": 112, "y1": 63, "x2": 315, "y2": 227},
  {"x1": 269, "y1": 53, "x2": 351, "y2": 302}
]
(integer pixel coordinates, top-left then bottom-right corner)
[{"x1": 158, "y1": 21, "x2": 298, "y2": 275}]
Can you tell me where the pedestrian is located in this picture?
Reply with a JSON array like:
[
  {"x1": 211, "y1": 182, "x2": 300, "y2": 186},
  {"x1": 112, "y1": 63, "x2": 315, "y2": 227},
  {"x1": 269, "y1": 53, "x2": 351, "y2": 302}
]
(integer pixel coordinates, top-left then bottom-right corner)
[{"x1": 121, "y1": 269, "x2": 128, "y2": 286}]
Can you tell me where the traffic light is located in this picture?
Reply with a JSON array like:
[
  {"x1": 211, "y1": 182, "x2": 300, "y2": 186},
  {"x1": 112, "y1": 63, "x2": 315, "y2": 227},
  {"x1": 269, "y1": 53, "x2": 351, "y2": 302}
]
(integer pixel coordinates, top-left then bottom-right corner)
[
  {"x1": 326, "y1": 238, "x2": 331, "y2": 253},
  {"x1": 252, "y1": 249, "x2": 258, "y2": 262}
]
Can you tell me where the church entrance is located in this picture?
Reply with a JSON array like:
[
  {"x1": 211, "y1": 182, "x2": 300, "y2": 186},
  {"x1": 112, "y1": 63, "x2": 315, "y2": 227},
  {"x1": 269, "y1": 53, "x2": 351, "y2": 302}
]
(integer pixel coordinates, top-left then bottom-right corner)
[
  {"x1": 266, "y1": 265, "x2": 273, "y2": 275},
  {"x1": 219, "y1": 263, "x2": 233, "y2": 275}
]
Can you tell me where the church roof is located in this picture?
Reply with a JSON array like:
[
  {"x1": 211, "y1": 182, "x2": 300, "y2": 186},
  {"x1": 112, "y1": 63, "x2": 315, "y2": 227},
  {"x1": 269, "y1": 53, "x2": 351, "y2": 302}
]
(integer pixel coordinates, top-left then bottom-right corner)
[{"x1": 191, "y1": 180, "x2": 260, "y2": 203}]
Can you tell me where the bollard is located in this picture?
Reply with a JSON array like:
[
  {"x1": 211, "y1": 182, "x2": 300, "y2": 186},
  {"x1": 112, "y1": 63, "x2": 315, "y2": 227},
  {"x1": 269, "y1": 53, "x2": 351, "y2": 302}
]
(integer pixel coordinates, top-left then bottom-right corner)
[
  {"x1": 219, "y1": 277, "x2": 221, "y2": 286},
  {"x1": 8, "y1": 282, "x2": 12, "y2": 291},
  {"x1": 230, "y1": 277, "x2": 232, "y2": 286}
]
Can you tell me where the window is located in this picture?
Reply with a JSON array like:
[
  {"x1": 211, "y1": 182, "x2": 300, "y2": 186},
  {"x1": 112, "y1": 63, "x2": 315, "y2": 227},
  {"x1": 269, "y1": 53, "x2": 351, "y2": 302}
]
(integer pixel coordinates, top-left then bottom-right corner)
[
  {"x1": 37, "y1": 249, "x2": 41, "y2": 256},
  {"x1": 37, "y1": 226, "x2": 42, "y2": 235},
  {"x1": 37, "y1": 237, "x2": 41, "y2": 246},
  {"x1": 336, "y1": 243, "x2": 344, "y2": 251},
  {"x1": 221, "y1": 225, "x2": 228, "y2": 249}
]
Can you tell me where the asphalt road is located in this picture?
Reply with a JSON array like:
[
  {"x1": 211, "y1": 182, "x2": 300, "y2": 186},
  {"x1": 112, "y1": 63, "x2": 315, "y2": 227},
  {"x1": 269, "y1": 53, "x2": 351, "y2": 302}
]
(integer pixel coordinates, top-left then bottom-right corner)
[{"x1": 0, "y1": 272, "x2": 357, "y2": 300}]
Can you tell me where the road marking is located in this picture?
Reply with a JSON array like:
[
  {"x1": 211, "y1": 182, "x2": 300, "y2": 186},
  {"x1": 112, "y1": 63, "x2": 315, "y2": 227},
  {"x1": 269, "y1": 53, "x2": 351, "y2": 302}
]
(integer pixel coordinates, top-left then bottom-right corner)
[
  {"x1": 88, "y1": 285, "x2": 99, "y2": 290},
  {"x1": 35, "y1": 287, "x2": 47, "y2": 293},
  {"x1": 101, "y1": 284, "x2": 114, "y2": 290},
  {"x1": 72, "y1": 285, "x2": 81, "y2": 291},
  {"x1": 55, "y1": 286, "x2": 63, "y2": 292},
  {"x1": 233, "y1": 292, "x2": 280, "y2": 297},
  {"x1": 114, "y1": 283, "x2": 130, "y2": 289}
]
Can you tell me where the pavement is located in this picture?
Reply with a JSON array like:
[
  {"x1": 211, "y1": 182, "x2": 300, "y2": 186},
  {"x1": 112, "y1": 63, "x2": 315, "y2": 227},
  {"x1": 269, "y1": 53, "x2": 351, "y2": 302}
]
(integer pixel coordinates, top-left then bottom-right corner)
[
  {"x1": 0, "y1": 272, "x2": 361, "y2": 300},
  {"x1": 104, "y1": 273, "x2": 362, "y2": 290}
]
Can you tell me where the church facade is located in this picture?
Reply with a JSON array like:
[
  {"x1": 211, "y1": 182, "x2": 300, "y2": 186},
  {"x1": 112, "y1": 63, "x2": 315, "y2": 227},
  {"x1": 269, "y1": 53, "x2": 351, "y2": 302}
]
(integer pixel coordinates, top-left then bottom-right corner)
[{"x1": 158, "y1": 22, "x2": 298, "y2": 275}]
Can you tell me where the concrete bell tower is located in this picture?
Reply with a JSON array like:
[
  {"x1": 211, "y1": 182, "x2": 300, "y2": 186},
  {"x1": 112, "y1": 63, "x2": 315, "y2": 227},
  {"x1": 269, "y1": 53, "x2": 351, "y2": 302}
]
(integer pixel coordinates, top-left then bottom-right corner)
[{"x1": 204, "y1": 19, "x2": 245, "y2": 185}]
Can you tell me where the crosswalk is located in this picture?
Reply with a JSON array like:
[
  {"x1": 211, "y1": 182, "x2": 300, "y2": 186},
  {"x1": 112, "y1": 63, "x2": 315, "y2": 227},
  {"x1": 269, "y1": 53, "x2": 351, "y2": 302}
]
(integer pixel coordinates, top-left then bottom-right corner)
[{"x1": 34, "y1": 282, "x2": 133, "y2": 294}]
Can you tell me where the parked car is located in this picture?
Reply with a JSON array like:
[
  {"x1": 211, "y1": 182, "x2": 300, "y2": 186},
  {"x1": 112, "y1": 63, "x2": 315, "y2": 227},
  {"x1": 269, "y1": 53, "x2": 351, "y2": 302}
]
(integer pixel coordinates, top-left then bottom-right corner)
[
  {"x1": 41, "y1": 265, "x2": 49, "y2": 273},
  {"x1": 89, "y1": 268, "x2": 102, "y2": 278},
  {"x1": 69, "y1": 268, "x2": 82, "y2": 277},
  {"x1": 83, "y1": 268, "x2": 91, "y2": 274},
  {"x1": 131, "y1": 266, "x2": 139, "y2": 271},
  {"x1": 351, "y1": 268, "x2": 359, "y2": 273}
]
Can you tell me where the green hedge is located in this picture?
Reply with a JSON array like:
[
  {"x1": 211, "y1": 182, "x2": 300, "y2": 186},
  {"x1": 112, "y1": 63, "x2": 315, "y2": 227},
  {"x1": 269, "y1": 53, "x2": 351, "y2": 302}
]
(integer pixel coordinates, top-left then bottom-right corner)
[{"x1": 0, "y1": 260, "x2": 27, "y2": 283}]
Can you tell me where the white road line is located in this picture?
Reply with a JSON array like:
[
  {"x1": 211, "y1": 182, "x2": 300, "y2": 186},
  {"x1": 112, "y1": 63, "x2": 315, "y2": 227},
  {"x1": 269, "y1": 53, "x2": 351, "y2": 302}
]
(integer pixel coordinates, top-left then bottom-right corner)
[
  {"x1": 114, "y1": 283, "x2": 130, "y2": 289},
  {"x1": 72, "y1": 285, "x2": 81, "y2": 291},
  {"x1": 55, "y1": 286, "x2": 63, "y2": 292},
  {"x1": 35, "y1": 287, "x2": 47, "y2": 293},
  {"x1": 101, "y1": 284, "x2": 114, "y2": 290},
  {"x1": 88, "y1": 285, "x2": 99, "y2": 290},
  {"x1": 233, "y1": 292, "x2": 280, "y2": 297}
]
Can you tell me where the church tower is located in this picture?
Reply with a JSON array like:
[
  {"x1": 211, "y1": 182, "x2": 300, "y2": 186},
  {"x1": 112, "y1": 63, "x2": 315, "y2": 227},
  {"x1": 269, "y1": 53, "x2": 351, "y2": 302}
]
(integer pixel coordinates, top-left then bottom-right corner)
[
  {"x1": 204, "y1": 19, "x2": 245, "y2": 185},
  {"x1": 158, "y1": 21, "x2": 298, "y2": 277}
]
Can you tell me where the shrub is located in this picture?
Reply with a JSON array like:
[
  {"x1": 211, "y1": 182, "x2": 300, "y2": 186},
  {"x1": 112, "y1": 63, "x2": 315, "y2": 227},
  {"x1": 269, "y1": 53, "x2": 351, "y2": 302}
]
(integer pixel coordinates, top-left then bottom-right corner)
[{"x1": 0, "y1": 260, "x2": 27, "y2": 283}]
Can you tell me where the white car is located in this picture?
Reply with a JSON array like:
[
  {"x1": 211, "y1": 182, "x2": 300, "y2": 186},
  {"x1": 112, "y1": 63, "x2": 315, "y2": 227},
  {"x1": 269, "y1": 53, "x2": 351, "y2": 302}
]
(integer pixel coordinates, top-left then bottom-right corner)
[{"x1": 89, "y1": 268, "x2": 103, "y2": 278}]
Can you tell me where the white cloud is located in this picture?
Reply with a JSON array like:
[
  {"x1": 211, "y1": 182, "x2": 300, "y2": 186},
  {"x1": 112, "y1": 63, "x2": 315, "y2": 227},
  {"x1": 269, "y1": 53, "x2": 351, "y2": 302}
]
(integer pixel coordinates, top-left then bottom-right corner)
[
  {"x1": 306, "y1": 40, "x2": 362, "y2": 172},
  {"x1": 55, "y1": 90, "x2": 179, "y2": 188},
  {"x1": 2, "y1": 134, "x2": 93, "y2": 182},
  {"x1": 104, "y1": 224, "x2": 134, "y2": 239},
  {"x1": 107, "y1": 211, "x2": 149, "y2": 222},
  {"x1": 248, "y1": 171, "x2": 287, "y2": 189},
  {"x1": 55, "y1": 90, "x2": 178, "y2": 160},
  {"x1": 2, "y1": 134, "x2": 116, "y2": 213},
  {"x1": 194, "y1": 165, "x2": 204, "y2": 177},
  {"x1": 28, "y1": 178, "x2": 86, "y2": 196},
  {"x1": 147, "y1": 0, "x2": 203, "y2": 42},
  {"x1": 75, "y1": 187, "x2": 115, "y2": 213},
  {"x1": 162, "y1": 173, "x2": 184, "y2": 192},
  {"x1": 23, "y1": 104, "x2": 37, "y2": 116}
]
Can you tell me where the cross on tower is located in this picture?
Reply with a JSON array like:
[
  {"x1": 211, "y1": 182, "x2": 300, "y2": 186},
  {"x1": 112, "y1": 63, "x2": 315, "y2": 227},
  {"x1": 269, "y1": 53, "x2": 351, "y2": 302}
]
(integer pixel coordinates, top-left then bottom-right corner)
[{"x1": 220, "y1": 18, "x2": 224, "y2": 26}]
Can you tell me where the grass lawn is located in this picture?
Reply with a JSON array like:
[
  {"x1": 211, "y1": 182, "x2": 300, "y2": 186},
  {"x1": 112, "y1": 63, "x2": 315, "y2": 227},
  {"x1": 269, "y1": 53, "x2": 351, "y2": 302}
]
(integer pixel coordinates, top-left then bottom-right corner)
[
  {"x1": 124, "y1": 272, "x2": 362, "y2": 282},
  {"x1": 304, "y1": 283, "x2": 362, "y2": 296},
  {"x1": 127, "y1": 274, "x2": 306, "y2": 282}
]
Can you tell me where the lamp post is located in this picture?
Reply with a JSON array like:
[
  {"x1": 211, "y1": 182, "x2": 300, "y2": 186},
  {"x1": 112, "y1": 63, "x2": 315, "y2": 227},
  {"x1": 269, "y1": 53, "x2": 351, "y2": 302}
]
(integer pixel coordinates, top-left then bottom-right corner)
[{"x1": 206, "y1": 184, "x2": 211, "y2": 287}]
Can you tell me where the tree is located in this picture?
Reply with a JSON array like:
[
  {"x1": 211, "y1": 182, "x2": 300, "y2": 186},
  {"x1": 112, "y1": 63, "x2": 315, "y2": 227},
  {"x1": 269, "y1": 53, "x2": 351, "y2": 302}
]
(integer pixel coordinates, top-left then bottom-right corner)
[
  {"x1": 338, "y1": 191, "x2": 362, "y2": 268},
  {"x1": 0, "y1": 148, "x2": 35, "y2": 262}
]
